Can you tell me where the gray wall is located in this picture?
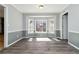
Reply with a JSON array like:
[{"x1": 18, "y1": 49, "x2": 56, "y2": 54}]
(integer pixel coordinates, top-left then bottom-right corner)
[
  {"x1": 8, "y1": 31, "x2": 23, "y2": 45},
  {"x1": 7, "y1": 5, "x2": 23, "y2": 32},
  {"x1": 62, "y1": 4, "x2": 79, "y2": 48},
  {"x1": 6, "y1": 5, "x2": 23, "y2": 45},
  {"x1": 69, "y1": 32, "x2": 79, "y2": 48}
]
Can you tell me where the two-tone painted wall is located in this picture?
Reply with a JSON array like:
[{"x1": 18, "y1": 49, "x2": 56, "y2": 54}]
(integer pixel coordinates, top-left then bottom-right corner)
[
  {"x1": 60, "y1": 4, "x2": 79, "y2": 49},
  {"x1": 6, "y1": 5, "x2": 23, "y2": 45}
]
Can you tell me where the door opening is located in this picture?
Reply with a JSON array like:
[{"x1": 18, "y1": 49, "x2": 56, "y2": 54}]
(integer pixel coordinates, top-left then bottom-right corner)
[
  {"x1": 0, "y1": 5, "x2": 4, "y2": 49},
  {"x1": 62, "y1": 13, "x2": 68, "y2": 40}
]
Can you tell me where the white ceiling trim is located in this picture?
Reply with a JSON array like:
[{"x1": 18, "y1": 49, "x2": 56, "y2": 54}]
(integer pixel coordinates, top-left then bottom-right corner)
[
  {"x1": 11, "y1": 4, "x2": 69, "y2": 13},
  {"x1": 11, "y1": 4, "x2": 22, "y2": 13}
]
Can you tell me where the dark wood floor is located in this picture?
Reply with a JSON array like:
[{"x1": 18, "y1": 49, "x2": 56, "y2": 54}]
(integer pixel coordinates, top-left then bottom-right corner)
[
  {"x1": 0, "y1": 38, "x2": 79, "y2": 54},
  {"x1": 0, "y1": 34, "x2": 4, "y2": 49}
]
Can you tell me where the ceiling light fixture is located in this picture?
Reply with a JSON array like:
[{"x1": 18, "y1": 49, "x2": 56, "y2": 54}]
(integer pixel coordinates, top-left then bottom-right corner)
[{"x1": 38, "y1": 5, "x2": 44, "y2": 9}]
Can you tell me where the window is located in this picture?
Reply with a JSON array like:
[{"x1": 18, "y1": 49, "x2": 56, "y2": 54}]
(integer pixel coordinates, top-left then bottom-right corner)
[
  {"x1": 28, "y1": 17, "x2": 55, "y2": 34},
  {"x1": 35, "y1": 19, "x2": 47, "y2": 33}
]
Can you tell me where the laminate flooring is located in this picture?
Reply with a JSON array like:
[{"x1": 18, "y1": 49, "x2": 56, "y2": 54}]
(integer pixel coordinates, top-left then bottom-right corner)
[
  {"x1": 0, "y1": 38, "x2": 79, "y2": 54},
  {"x1": 0, "y1": 34, "x2": 4, "y2": 49}
]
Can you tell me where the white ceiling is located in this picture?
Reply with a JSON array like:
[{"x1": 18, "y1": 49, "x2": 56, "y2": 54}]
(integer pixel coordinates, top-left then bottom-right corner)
[{"x1": 12, "y1": 4, "x2": 69, "y2": 13}]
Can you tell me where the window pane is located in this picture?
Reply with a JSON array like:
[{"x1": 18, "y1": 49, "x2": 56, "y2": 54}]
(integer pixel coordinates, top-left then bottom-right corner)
[{"x1": 36, "y1": 20, "x2": 47, "y2": 32}]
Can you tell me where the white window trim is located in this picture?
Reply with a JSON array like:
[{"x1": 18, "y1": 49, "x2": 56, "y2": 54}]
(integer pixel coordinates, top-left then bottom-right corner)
[{"x1": 27, "y1": 16, "x2": 56, "y2": 34}]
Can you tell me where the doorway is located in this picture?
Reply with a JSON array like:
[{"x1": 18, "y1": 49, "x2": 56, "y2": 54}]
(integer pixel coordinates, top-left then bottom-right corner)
[
  {"x1": 62, "y1": 13, "x2": 68, "y2": 39},
  {"x1": 0, "y1": 5, "x2": 4, "y2": 49}
]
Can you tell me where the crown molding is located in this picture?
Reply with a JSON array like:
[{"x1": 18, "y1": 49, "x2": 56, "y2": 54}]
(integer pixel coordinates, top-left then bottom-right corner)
[{"x1": 11, "y1": 4, "x2": 22, "y2": 13}]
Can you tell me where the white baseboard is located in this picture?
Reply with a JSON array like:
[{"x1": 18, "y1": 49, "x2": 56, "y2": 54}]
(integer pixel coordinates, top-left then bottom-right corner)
[
  {"x1": 68, "y1": 42, "x2": 79, "y2": 50},
  {"x1": 53, "y1": 38, "x2": 60, "y2": 41},
  {"x1": 7, "y1": 37, "x2": 23, "y2": 47},
  {"x1": 7, "y1": 37, "x2": 29, "y2": 47}
]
